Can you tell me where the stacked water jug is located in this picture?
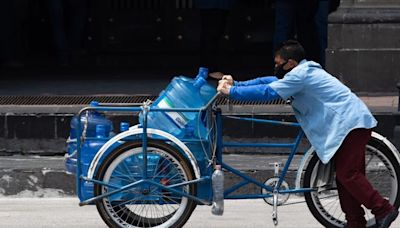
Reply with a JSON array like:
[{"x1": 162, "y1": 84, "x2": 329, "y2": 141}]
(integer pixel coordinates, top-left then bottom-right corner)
[
  {"x1": 65, "y1": 101, "x2": 114, "y2": 200},
  {"x1": 140, "y1": 67, "x2": 216, "y2": 140},
  {"x1": 65, "y1": 67, "x2": 217, "y2": 201}
]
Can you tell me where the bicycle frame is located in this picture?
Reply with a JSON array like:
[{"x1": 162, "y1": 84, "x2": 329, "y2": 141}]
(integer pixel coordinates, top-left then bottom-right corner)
[
  {"x1": 75, "y1": 95, "x2": 315, "y2": 207},
  {"x1": 214, "y1": 109, "x2": 315, "y2": 200}
]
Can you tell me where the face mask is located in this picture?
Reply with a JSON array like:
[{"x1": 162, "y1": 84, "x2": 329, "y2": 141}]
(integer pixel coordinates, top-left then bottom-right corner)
[{"x1": 274, "y1": 61, "x2": 291, "y2": 79}]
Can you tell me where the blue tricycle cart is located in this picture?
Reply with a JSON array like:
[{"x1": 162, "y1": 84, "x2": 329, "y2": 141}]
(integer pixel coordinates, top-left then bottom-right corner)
[{"x1": 66, "y1": 69, "x2": 400, "y2": 227}]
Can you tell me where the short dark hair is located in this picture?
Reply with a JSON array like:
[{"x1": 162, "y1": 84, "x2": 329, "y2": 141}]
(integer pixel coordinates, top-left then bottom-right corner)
[{"x1": 274, "y1": 40, "x2": 306, "y2": 63}]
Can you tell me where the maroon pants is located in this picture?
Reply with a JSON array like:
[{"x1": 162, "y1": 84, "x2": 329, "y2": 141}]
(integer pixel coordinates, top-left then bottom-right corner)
[{"x1": 334, "y1": 128, "x2": 394, "y2": 227}]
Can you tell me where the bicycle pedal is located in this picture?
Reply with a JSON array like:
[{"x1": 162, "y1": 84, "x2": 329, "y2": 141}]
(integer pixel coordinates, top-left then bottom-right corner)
[
  {"x1": 273, "y1": 217, "x2": 278, "y2": 226},
  {"x1": 272, "y1": 211, "x2": 278, "y2": 226}
]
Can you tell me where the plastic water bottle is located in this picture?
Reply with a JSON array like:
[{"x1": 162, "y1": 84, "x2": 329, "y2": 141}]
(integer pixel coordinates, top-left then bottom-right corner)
[{"x1": 211, "y1": 165, "x2": 224, "y2": 215}]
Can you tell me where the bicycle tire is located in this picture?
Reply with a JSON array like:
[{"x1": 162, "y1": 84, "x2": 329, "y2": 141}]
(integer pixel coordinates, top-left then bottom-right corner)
[
  {"x1": 94, "y1": 140, "x2": 197, "y2": 228},
  {"x1": 304, "y1": 135, "x2": 400, "y2": 228}
]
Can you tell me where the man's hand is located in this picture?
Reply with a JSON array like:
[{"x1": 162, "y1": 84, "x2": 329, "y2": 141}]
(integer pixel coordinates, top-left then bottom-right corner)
[
  {"x1": 221, "y1": 75, "x2": 234, "y2": 86},
  {"x1": 217, "y1": 79, "x2": 232, "y2": 95}
]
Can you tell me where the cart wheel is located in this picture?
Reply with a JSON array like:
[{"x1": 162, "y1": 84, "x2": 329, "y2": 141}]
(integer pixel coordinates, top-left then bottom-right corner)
[
  {"x1": 94, "y1": 140, "x2": 197, "y2": 228},
  {"x1": 303, "y1": 136, "x2": 400, "y2": 228}
]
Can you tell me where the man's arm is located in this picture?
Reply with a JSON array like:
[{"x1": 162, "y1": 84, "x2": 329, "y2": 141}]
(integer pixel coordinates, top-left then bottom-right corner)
[
  {"x1": 218, "y1": 72, "x2": 303, "y2": 101},
  {"x1": 234, "y1": 76, "x2": 279, "y2": 86},
  {"x1": 229, "y1": 84, "x2": 281, "y2": 101}
]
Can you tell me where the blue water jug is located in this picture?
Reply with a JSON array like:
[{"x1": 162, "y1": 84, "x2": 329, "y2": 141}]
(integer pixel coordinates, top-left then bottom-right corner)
[
  {"x1": 70, "y1": 101, "x2": 113, "y2": 139},
  {"x1": 177, "y1": 67, "x2": 216, "y2": 133},
  {"x1": 66, "y1": 101, "x2": 114, "y2": 177},
  {"x1": 79, "y1": 124, "x2": 110, "y2": 201},
  {"x1": 140, "y1": 68, "x2": 217, "y2": 139},
  {"x1": 140, "y1": 70, "x2": 211, "y2": 139}
]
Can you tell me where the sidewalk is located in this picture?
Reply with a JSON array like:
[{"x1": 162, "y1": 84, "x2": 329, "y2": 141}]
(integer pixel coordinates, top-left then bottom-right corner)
[{"x1": 360, "y1": 95, "x2": 399, "y2": 113}]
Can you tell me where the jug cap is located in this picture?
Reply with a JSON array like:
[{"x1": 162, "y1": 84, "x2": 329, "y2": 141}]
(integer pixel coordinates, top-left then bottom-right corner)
[
  {"x1": 198, "y1": 67, "x2": 209, "y2": 79},
  {"x1": 90, "y1": 101, "x2": 99, "y2": 107},
  {"x1": 120, "y1": 122, "x2": 130, "y2": 132}
]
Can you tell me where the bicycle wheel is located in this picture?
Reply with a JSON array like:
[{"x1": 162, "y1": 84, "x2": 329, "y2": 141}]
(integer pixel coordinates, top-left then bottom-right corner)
[
  {"x1": 94, "y1": 140, "x2": 197, "y2": 228},
  {"x1": 304, "y1": 135, "x2": 400, "y2": 228}
]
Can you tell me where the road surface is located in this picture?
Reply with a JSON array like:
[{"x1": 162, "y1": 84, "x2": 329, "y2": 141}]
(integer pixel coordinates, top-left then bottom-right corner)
[{"x1": 0, "y1": 197, "x2": 399, "y2": 227}]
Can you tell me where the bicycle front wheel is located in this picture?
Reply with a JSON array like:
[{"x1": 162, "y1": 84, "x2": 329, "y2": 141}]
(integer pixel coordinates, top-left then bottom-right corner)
[
  {"x1": 303, "y1": 135, "x2": 400, "y2": 228},
  {"x1": 94, "y1": 140, "x2": 197, "y2": 228}
]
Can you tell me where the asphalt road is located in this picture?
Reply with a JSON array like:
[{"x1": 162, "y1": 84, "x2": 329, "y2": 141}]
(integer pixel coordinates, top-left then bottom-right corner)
[{"x1": 1, "y1": 197, "x2": 399, "y2": 228}]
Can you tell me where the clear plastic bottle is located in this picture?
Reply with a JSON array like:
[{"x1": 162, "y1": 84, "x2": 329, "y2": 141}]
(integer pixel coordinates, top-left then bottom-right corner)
[{"x1": 211, "y1": 165, "x2": 224, "y2": 215}]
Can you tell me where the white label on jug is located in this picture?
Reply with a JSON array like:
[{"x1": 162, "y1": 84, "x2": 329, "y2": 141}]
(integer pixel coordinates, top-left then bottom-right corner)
[{"x1": 158, "y1": 97, "x2": 188, "y2": 129}]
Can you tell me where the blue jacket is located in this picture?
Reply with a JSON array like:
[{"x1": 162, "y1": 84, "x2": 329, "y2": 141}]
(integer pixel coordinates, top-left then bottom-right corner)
[{"x1": 229, "y1": 60, "x2": 377, "y2": 164}]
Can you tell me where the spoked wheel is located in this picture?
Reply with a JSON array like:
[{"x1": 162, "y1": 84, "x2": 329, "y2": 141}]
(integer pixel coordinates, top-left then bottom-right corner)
[
  {"x1": 94, "y1": 140, "x2": 197, "y2": 228},
  {"x1": 304, "y1": 136, "x2": 400, "y2": 228}
]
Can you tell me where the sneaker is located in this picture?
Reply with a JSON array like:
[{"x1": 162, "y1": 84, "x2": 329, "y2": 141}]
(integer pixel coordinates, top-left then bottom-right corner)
[{"x1": 375, "y1": 210, "x2": 399, "y2": 228}]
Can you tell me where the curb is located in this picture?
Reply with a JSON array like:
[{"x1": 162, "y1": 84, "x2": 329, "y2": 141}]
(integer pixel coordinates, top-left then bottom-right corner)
[{"x1": 0, "y1": 155, "x2": 302, "y2": 197}]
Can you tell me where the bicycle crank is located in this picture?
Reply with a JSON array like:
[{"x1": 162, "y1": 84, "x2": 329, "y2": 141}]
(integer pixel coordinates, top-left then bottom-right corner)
[
  {"x1": 261, "y1": 178, "x2": 290, "y2": 206},
  {"x1": 272, "y1": 190, "x2": 278, "y2": 226}
]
